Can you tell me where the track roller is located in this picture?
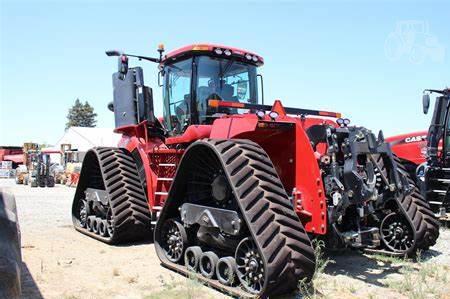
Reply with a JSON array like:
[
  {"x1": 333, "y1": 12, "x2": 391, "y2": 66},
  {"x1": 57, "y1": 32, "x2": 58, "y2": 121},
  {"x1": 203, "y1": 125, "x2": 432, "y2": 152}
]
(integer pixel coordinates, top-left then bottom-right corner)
[
  {"x1": 200, "y1": 251, "x2": 219, "y2": 279},
  {"x1": 92, "y1": 218, "x2": 100, "y2": 234},
  {"x1": 184, "y1": 246, "x2": 203, "y2": 272},
  {"x1": 86, "y1": 216, "x2": 95, "y2": 232},
  {"x1": 98, "y1": 220, "x2": 108, "y2": 237},
  {"x1": 216, "y1": 257, "x2": 236, "y2": 286}
]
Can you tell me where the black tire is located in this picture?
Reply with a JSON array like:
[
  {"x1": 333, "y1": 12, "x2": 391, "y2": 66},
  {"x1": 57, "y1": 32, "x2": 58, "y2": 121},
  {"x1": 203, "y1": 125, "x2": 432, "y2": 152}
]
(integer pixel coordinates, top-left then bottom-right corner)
[
  {"x1": 184, "y1": 246, "x2": 203, "y2": 272},
  {"x1": 200, "y1": 251, "x2": 219, "y2": 279},
  {"x1": 216, "y1": 256, "x2": 236, "y2": 286},
  {"x1": 0, "y1": 190, "x2": 21, "y2": 299},
  {"x1": 71, "y1": 147, "x2": 151, "y2": 244}
]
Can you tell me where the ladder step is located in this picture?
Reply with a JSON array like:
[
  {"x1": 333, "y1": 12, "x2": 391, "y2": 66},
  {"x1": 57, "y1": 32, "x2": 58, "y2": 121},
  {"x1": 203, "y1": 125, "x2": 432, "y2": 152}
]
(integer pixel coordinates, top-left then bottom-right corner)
[
  {"x1": 155, "y1": 192, "x2": 168, "y2": 196},
  {"x1": 157, "y1": 178, "x2": 174, "y2": 181},
  {"x1": 429, "y1": 201, "x2": 444, "y2": 205},
  {"x1": 432, "y1": 190, "x2": 447, "y2": 194},
  {"x1": 159, "y1": 163, "x2": 176, "y2": 167}
]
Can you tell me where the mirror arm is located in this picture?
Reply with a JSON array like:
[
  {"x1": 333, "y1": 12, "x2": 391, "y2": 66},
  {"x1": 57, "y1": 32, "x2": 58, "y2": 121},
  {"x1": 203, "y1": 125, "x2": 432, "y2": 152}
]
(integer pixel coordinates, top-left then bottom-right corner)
[{"x1": 257, "y1": 74, "x2": 264, "y2": 105}]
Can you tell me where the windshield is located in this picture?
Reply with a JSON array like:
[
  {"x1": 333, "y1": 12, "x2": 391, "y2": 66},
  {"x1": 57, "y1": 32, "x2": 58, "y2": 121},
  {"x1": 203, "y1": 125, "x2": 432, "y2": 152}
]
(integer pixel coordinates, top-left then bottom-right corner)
[{"x1": 195, "y1": 56, "x2": 258, "y2": 124}]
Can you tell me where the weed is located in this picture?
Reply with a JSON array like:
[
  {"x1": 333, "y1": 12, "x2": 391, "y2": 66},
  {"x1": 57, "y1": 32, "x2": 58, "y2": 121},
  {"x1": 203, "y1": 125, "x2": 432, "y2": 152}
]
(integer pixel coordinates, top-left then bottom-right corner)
[
  {"x1": 298, "y1": 239, "x2": 330, "y2": 298},
  {"x1": 127, "y1": 274, "x2": 139, "y2": 284}
]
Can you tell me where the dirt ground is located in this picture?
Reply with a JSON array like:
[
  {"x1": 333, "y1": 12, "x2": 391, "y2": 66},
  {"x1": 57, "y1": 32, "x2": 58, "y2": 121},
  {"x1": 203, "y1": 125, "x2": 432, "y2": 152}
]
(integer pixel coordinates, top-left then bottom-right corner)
[{"x1": 1, "y1": 178, "x2": 449, "y2": 299}]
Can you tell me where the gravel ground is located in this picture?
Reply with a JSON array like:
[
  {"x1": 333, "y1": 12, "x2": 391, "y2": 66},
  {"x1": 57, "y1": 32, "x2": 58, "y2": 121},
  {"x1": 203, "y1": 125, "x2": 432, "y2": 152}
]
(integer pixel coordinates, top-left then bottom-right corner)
[{"x1": 1, "y1": 178, "x2": 449, "y2": 299}]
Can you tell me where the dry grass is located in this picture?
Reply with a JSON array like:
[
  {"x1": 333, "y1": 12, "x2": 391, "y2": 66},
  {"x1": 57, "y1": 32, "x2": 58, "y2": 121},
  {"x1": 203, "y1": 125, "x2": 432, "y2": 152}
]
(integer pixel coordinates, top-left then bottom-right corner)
[
  {"x1": 386, "y1": 261, "x2": 449, "y2": 299},
  {"x1": 144, "y1": 273, "x2": 212, "y2": 299}
]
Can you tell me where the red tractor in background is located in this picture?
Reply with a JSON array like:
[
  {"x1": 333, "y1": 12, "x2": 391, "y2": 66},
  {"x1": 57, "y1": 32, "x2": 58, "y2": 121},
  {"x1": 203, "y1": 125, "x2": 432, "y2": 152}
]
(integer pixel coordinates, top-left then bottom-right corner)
[
  {"x1": 389, "y1": 88, "x2": 450, "y2": 220},
  {"x1": 72, "y1": 44, "x2": 439, "y2": 297}
]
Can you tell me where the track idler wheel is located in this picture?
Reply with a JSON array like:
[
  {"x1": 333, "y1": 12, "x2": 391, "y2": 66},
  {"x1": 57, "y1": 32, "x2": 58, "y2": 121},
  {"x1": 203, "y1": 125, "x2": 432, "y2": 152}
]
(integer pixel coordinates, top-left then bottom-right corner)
[
  {"x1": 161, "y1": 219, "x2": 187, "y2": 263},
  {"x1": 381, "y1": 212, "x2": 415, "y2": 253},
  {"x1": 236, "y1": 238, "x2": 265, "y2": 294},
  {"x1": 184, "y1": 246, "x2": 203, "y2": 272},
  {"x1": 216, "y1": 257, "x2": 236, "y2": 286},
  {"x1": 200, "y1": 251, "x2": 219, "y2": 279}
]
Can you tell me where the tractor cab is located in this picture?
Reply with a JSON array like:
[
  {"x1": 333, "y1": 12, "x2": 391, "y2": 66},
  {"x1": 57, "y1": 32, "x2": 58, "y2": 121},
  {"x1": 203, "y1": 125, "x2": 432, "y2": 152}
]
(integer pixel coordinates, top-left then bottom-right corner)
[
  {"x1": 106, "y1": 44, "x2": 264, "y2": 137},
  {"x1": 160, "y1": 44, "x2": 263, "y2": 135},
  {"x1": 423, "y1": 88, "x2": 450, "y2": 166}
]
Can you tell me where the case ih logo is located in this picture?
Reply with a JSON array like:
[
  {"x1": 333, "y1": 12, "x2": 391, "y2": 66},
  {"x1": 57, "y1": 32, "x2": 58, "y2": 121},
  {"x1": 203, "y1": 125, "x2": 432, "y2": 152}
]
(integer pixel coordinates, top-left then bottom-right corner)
[{"x1": 404, "y1": 135, "x2": 427, "y2": 143}]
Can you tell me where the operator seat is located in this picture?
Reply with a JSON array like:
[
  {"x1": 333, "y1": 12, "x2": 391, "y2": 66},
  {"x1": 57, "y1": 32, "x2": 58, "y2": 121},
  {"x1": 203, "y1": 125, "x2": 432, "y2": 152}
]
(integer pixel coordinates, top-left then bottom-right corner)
[{"x1": 220, "y1": 84, "x2": 239, "y2": 114}]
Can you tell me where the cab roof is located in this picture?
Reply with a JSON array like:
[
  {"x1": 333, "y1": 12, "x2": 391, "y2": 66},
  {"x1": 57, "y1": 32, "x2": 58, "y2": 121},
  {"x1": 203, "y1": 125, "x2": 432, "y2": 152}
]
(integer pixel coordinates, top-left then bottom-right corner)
[{"x1": 161, "y1": 43, "x2": 264, "y2": 66}]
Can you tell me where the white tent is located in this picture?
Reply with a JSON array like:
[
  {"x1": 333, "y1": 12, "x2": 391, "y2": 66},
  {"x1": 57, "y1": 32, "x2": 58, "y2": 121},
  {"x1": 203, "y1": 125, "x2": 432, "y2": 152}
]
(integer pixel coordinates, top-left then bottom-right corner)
[{"x1": 54, "y1": 127, "x2": 122, "y2": 151}]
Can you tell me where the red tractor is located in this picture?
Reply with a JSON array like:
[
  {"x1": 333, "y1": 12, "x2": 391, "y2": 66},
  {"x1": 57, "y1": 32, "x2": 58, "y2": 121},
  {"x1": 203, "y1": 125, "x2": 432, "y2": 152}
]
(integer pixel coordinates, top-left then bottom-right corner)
[
  {"x1": 389, "y1": 88, "x2": 450, "y2": 220},
  {"x1": 72, "y1": 44, "x2": 439, "y2": 297}
]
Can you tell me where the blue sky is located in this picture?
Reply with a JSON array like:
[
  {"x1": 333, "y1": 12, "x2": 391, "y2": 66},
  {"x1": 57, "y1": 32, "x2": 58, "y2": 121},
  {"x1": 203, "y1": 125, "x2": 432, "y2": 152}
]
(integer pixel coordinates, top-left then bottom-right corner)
[{"x1": 1, "y1": 0, "x2": 449, "y2": 145}]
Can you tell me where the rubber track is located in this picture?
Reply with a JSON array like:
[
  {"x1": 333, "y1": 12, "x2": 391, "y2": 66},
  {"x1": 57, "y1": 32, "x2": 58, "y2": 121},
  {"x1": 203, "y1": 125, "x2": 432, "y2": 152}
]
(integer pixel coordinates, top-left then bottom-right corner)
[
  {"x1": 155, "y1": 139, "x2": 316, "y2": 297},
  {"x1": 393, "y1": 155, "x2": 440, "y2": 249},
  {"x1": 72, "y1": 147, "x2": 151, "y2": 244},
  {"x1": 375, "y1": 154, "x2": 439, "y2": 251}
]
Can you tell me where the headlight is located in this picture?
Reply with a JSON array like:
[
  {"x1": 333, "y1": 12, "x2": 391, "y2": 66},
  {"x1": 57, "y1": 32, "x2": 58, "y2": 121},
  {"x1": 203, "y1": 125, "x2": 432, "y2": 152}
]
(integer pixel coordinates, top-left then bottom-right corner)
[
  {"x1": 256, "y1": 110, "x2": 265, "y2": 119},
  {"x1": 343, "y1": 118, "x2": 351, "y2": 125},
  {"x1": 336, "y1": 118, "x2": 344, "y2": 126},
  {"x1": 214, "y1": 48, "x2": 223, "y2": 55},
  {"x1": 245, "y1": 54, "x2": 252, "y2": 60},
  {"x1": 269, "y1": 111, "x2": 279, "y2": 120},
  {"x1": 224, "y1": 49, "x2": 232, "y2": 56},
  {"x1": 252, "y1": 55, "x2": 258, "y2": 62}
]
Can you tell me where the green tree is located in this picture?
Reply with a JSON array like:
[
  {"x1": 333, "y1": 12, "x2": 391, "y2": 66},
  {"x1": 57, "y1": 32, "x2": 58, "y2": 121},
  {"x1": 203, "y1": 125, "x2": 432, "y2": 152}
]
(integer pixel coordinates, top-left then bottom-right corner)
[{"x1": 66, "y1": 98, "x2": 97, "y2": 129}]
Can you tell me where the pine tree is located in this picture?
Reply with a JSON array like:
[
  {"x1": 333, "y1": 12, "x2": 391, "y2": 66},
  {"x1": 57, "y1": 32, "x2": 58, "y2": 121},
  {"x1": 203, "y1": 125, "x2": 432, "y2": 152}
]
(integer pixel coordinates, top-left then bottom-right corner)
[{"x1": 66, "y1": 98, "x2": 97, "y2": 129}]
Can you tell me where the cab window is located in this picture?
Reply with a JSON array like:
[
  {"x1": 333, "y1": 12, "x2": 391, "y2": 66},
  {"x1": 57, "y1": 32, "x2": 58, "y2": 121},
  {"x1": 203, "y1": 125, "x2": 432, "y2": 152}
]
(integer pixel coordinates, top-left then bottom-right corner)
[{"x1": 163, "y1": 58, "x2": 193, "y2": 135}]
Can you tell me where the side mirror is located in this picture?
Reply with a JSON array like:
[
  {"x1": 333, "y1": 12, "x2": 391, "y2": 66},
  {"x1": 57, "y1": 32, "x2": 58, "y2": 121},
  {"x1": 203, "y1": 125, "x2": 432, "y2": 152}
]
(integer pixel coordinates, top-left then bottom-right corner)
[
  {"x1": 107, "y1": 101, "x2": 114, "y2": 112},
  {"x1": 105, "y1": 49, "x2": 122, "y2": 57},
  {"x1": 423, "y1": 93, "x2": 430, "y2": 114}
]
